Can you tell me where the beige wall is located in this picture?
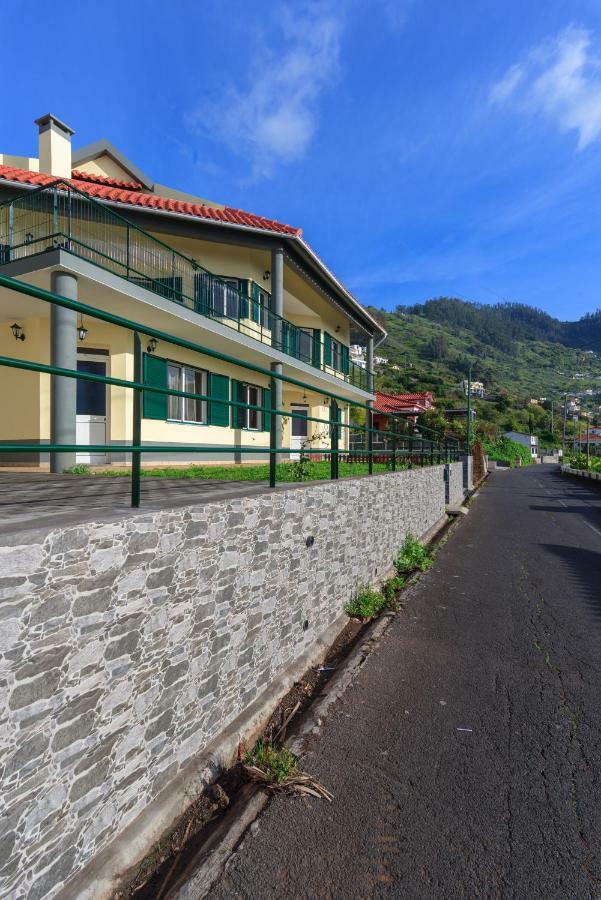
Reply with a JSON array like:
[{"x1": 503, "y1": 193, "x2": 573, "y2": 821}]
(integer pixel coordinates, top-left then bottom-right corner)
[
  {"x1": 0, "y1": 316, "x2": 351, "y2": 462},
  {"x1": 0, "y1": 317, "x2": 43, "y2": 440}
]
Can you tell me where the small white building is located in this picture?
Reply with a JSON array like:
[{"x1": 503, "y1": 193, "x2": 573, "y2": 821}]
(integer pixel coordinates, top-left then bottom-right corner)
[
  {"x1": 461, "y1": 379, "x2": 485, "y2": 398},
  {"x1": 503, "y1": 431, "x2": 539, "y2": 459}
]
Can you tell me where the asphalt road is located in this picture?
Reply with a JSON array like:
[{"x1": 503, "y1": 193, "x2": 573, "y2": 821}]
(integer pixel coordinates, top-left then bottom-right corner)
[{"x1": 207, "y1": 466, "x2": 601, "y2": 900}]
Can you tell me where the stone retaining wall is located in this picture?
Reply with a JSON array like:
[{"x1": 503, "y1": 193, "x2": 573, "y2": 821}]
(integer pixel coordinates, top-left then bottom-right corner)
[{"x1": 0, "y1": 462, "x2": 464, "y2": 898}]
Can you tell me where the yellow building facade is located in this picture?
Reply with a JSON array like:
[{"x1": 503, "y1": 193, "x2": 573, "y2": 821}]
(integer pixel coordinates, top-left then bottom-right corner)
[{"x1": 0, "y1": 114, "x2": 385, "y2": 469}]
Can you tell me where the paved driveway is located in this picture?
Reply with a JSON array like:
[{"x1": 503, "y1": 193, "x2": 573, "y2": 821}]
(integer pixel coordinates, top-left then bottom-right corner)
[{"x1": 205, "y1": 466, "x2": 601, "y2": 900}]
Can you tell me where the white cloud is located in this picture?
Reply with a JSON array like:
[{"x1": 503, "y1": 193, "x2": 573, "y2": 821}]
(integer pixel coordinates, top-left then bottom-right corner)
[
  {"x1": 188, "y1": 3, "x2": 342, "y2": 180},
  {"x1": 490, "y1": 25, "x2": 601, "y2": 150}
]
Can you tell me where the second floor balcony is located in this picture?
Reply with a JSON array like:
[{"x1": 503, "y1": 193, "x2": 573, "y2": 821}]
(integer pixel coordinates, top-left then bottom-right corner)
[{"x1": 0, "y1": 182, "x2": 373, "y2": 393}]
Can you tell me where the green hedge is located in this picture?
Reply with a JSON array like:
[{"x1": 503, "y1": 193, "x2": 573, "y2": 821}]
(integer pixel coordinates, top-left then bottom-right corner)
[{"x1": 483, "y1": 436, "x2": 534, "y2": 467}]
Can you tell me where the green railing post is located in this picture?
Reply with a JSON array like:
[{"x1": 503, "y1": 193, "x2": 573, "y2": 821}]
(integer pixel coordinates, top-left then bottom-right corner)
[
  {"x1": 8, "y1": 203, "x2": 13, "y2": 259},
  {"x1": 392, "y1": 421, "x2": 397, "y2": 471},
  {"x1": 131, "y1": 332, "x2": 142, "y2": 507},
  {"x1": 126, "y1": 224, "x2": 130, "y2": 278},
  {"x1": 330, "y1": 399, "x2": 339, "y2": 480},
  {"x1": 53, "y1": 188, "x2": 59, "y2": 245},
  {"x1": 269, "y1": 373, "x2": 277, "y2": 488},
  {"x1": 367, "y1": 403, "x2": 373, "y2": 475}
]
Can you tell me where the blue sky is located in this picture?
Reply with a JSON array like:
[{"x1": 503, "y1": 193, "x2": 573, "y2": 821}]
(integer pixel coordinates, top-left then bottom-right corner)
[{"x1": 3, "y1": 0, "x2": 601, "y2": 320}]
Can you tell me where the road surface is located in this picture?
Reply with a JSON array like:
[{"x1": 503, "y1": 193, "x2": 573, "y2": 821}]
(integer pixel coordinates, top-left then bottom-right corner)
[{"x1": 207, "y1": 466, "x2": 601, "y2": 900}]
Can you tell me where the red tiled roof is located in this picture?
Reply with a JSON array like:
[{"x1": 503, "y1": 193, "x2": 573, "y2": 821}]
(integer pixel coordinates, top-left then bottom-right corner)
[
  {"x1": 0, "y1": 164, "x2": 302, "y2": 237},
  {"x1": 374, "y1": 391, "x2": 434, "y2": 414},
  {"x1": 71, "y1": 169, "x2": 143, "y2": 190}
]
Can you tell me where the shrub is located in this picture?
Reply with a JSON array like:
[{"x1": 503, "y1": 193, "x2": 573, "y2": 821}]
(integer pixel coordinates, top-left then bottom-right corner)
[
  {"x1": 482, "y1": 436, "x2": 533, "y2": 467},
  {"x1": 344, "y1": 586, "x2": 386, "y2": 619},
  {"x1": 382, "y1": 576, "x2": 405, "y2": 611},
  {"x1": 395, "y1": 534, "x2": 432, "y2": 575}
]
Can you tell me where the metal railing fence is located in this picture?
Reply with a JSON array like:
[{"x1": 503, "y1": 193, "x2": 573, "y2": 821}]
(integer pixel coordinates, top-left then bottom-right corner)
[
  {"x1": 0, "y1": 274, "x2": 462, "y2": 507},
  {"x1": 0, "y1": 182, "x2": 370, "y2": 391}
]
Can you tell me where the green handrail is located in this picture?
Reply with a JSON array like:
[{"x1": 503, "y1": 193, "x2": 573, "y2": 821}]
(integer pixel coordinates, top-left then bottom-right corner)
[{"x1": 0, "y1": 181, "x2": 372, "y2": 391}]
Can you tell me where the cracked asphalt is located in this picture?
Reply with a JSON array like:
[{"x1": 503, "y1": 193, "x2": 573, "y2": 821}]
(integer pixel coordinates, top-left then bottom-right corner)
[{"x1": 207, "y1": 466, "x2": 601, "y2": 900}]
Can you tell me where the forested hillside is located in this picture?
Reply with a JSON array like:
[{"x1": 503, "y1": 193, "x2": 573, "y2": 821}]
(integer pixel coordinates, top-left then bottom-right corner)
[{"x1": 365, "y1": 298, "x2": 601, "y2": 443}]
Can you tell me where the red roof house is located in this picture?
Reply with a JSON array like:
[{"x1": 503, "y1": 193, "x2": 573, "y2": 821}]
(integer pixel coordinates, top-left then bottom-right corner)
[{"x1": 373, "y1": 391, "x2": 434, "y2": 428}]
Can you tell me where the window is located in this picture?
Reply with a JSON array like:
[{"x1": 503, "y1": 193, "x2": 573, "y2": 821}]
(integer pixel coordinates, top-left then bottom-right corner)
[
  {"x1": 167, "y1": 363, "x2": 207, "y2": 423},
  {"x1": 250, "y1": 285, "x2": 271, "y2": 328},
  {"x1": 212, "y1": 278, "x2": 240, "y2": 318},
  {"x1": 297, "y1": 329, "x2": 312, "y2": 364}
]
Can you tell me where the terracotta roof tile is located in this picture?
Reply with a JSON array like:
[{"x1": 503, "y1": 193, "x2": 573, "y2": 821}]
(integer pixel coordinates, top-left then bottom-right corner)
[
  {"x1": 0, "y1": 164, "x2": 301, "y2": 237},
  {"x1": 374, "y1": 391, "x2": 434, "y2": 414}
]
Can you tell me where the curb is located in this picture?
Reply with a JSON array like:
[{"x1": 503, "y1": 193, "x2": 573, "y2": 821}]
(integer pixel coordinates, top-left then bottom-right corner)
[{"x1": 171, "y1": 610, "x2": 397, "y2": 899}]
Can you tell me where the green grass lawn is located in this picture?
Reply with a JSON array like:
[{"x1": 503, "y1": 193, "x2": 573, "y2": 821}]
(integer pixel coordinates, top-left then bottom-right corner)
[{"x1": 71, "y1": 460, "x2": 398, "y2": 482}]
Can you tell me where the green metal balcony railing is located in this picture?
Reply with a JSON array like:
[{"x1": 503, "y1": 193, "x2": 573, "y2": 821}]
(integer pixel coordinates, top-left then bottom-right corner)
[
  {"x1": 0, "y1": 273, "x2": 462, "y2": 508},
  {"x1": 0, "y1": 181, "x2": 372, "y2": 392}
]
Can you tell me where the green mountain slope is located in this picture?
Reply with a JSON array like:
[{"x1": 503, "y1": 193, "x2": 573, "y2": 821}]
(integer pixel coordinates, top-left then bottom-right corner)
[{"x1": 367, "y1": 299, "x2": 601, "y2": 399}]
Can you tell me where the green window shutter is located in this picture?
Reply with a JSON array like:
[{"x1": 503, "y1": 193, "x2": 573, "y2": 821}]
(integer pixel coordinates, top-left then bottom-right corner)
[
  {"x1": 251, "y1": 282, "x2": 260, "y2": 323},
  {"x1": 324, "y1": 333, "x2": 332, "y2": 367},
  {"x1": 341, "y1": 345, "x2": 350, "y2": 375},
  {"x1": 230, "y1": 380, "x2": 246, "y2": 428},
  {"x1": 208, "y1": 373, "x2": 230, "y2": 427},
  {"x1": 239, "y1": 280, "x2": 249, "y2": 319},
  {"x1": 312, "y1": 329, "x2": 321, "y2": 368},
  {"x1": 262, "y1": 387, "x2": 271, "y2": 432},
  {"x1": 143, "y1": 354, "x2": 168, "y2": 420}
]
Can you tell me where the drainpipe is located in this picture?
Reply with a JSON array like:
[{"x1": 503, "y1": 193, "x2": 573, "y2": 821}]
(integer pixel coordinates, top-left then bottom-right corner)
[
  {"x1": 50, "y1": 272, "x2": 78, "y2": 473},
  {"x1": 271, "y1": 245, "x2": 284, "y2": 462}
]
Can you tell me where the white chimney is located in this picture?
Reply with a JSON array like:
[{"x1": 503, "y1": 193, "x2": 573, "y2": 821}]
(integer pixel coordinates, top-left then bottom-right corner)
[{"x1": 34, "y1": 114, "x2": 74, "y2": 178}]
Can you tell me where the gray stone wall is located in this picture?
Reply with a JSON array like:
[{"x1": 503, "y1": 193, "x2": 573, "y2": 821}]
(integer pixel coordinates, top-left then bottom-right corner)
[
  {"x1": 0, "y1": 463, "x2": 461, "y2": 898},
  {"x1": 448, "y1": 462, "x2": 465, "y2": 505}
]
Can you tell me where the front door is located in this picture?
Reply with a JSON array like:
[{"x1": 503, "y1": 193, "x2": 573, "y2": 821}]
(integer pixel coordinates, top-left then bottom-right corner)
[
  {"x1": 76, "y1": 355, "x2": 108, "y2": 464},
  {"x1": 290, "y1": 404, "x2": 309, "y2": 460}
]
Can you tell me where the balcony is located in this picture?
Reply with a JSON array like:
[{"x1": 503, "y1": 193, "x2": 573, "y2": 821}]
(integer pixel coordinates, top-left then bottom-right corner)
[{"x1": 0, "y1": 182, "x2": 372, "y2": 393}]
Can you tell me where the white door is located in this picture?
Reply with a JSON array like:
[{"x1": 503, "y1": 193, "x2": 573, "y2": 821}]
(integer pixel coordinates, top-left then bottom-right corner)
[
  {"x1": 290, "y1": 405, "x2": 309, "y2": 460},
  {"x1": 76, "y1": 355, "x2": 108, "y2": 464}
]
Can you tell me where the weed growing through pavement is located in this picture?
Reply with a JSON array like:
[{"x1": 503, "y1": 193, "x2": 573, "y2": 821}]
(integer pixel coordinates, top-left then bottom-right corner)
[
  {"x1": 243, "y1": 740, "x2": 332, "y2": 800},
  {"x1": 395, "y1": 534, "x2": 432, "y2": 576},
  {"x1": 244, "y1": 740, "x2": 299, "y2": 784}
]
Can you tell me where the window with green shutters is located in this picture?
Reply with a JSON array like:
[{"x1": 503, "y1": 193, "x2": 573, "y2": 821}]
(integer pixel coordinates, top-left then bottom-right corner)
[
  {"x1": 324, "y1": 333, "x2": 332, "y2": 367},
  {"x1": 143, "y1": 354, "x2": 168, "y2": 420},
  {"x1": 341, "y1": 344, "x2": 350, "y2": 375},
  {"x1": 231, "y1": 380, "x2": 266, "y2": 429},
  {"x1": 231, "y1": 380, "x2": 246, "y2": 428},
  {"x1": 208, "y1": 373, "x2": 230, "y2": 427}
]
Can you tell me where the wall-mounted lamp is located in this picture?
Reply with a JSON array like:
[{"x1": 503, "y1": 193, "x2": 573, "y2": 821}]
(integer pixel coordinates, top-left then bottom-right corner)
[
  {"x1": 10, "y1": 323, "x2": 25, "y2": 342},
  {"x1": 147, "y1": 338, "x2": 158, "y2": 354},
  {"x1": 335, "y1": 325, "x2": 341, "y2": 333},
  {"x1": 25, "y1": 232, "x2": 34, "y2": 244},
  {"x1": 78, "y1": 314, "x2": 88, "y2": 342},
  {"x1": 263, "y1": 270, "x2": 271, "y2": 281},
  {"x1": 323, "y1": 396, "x2": 330, "y2": 406},
  {"x1": 302, "y1": 390, "x2": 308, "y2": 403}
]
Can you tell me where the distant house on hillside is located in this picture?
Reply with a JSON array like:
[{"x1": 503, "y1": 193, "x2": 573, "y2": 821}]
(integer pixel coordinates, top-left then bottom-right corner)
[
  {"x1": 373, "y1": 391, "x2": 434, "y2": 429},
  {"x1": 461, "y1": 379, "x2": 485, "y2": 398},
  {"x1": 503, "y1": 431, "x2": 538, "y2": 459}
]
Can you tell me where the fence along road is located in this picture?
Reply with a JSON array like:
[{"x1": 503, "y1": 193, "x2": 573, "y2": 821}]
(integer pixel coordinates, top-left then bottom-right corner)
[{"x1": 203, "y1": 465, "x2": 601, "y2": 900}]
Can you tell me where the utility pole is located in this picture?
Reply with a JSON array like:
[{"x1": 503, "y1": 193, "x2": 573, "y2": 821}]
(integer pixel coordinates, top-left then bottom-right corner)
[
  {"x1": 562, "y1": 392, "x2": 568, "y2": 452},
  {"x1": 550, "y1": 400, "x2": 554, "y2": 435},
  {"x1": 587, "y1": 421, "x2": 591, "y2": 468},
  {"x1": 466, "y1": 364, "x2": 472, "y2": 451}
]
